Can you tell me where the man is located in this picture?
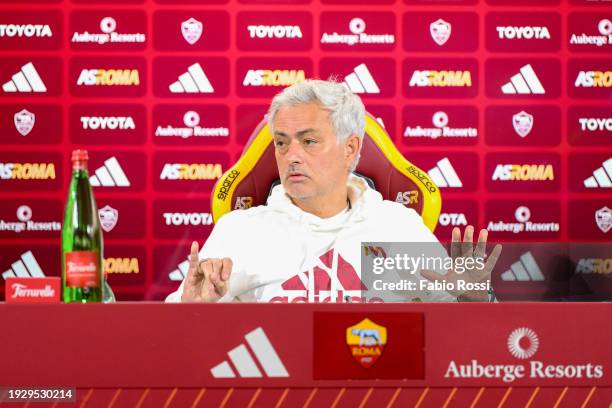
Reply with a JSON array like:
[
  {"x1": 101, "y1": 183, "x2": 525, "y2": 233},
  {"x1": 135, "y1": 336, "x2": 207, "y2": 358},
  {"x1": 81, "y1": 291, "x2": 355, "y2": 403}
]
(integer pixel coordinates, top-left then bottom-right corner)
[{"x1": 166, "y1": 79, "x2": 501, "y2": 303}]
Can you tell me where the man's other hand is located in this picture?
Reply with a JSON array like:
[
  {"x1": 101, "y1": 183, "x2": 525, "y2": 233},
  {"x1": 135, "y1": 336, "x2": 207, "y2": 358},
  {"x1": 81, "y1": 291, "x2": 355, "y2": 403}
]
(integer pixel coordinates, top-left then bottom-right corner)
[
  {"x1": 421, "y1": 226, "x2": 502, "y2": 302},
  {"x1": 181, "y1": 241, "x2": 232, "y2": 302}
]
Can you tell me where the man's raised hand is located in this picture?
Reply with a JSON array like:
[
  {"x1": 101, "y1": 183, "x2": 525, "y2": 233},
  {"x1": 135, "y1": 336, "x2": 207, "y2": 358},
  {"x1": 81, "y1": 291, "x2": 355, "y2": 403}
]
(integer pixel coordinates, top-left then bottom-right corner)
[
  {"x1": 180, "y1": 241, "x2": 232, "y2": 302},
  {"x1": 421, "y1": 225, "x2": 502, "y2": 301}
]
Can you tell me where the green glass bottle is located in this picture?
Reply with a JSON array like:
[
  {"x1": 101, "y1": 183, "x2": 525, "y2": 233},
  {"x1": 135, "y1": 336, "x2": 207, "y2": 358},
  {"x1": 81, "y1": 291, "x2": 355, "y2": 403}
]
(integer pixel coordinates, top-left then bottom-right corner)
[{"x1": 61, "y1": 150, "x2": 103, "y2": 303}]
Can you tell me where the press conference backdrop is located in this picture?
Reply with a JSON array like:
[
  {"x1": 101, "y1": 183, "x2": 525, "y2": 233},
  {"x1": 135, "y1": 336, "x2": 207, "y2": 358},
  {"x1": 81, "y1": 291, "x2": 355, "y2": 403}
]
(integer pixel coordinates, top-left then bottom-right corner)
[{"x1": 0, "y1": 0, "x2": 610, "y2": 301}]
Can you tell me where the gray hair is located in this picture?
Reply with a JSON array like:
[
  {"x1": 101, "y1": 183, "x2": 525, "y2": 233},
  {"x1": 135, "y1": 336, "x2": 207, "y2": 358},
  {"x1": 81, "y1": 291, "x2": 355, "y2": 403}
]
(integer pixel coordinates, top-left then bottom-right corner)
[{"x1": 267, "y1": 79, "x2": 365, "y2": 172}]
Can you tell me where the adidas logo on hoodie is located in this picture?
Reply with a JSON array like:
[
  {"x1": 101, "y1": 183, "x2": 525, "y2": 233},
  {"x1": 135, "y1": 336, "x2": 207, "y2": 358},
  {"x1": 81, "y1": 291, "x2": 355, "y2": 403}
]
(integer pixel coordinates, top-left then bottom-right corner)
[{"x1": 268, "y1": 248, "x2": 370, "y2": 303}]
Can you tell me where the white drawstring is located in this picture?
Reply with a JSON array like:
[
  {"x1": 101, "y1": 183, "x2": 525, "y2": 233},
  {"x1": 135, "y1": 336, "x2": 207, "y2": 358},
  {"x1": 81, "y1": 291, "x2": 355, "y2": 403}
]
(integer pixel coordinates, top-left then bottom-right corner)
[
  {"x1": 330, "y1": 247, "x2": 339, "y2": 303},
  {"x1": 308, "y1": 267, "x2": 314, "y2": 303}
]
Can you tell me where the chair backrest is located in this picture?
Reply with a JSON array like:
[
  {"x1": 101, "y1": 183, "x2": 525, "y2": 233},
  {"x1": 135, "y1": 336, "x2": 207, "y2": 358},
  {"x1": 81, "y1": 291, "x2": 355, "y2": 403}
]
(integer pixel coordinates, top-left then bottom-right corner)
[{"x1": 212, "y1": 113, "x2": 442, "y2": 231}]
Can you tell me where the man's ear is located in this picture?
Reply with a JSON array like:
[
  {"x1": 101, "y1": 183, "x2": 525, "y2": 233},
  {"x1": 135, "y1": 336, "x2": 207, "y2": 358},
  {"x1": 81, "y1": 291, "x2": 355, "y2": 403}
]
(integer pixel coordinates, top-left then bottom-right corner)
[{"x1": 344, "y1": 134, "x2": 361, "y2": 164}]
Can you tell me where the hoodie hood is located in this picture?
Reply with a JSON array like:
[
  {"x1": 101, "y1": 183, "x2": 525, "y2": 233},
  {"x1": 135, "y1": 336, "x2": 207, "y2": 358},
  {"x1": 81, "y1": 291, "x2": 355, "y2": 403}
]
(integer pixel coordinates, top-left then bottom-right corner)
[{"x1": 265, "y1": 173, "x2": 383, "y2": 231}]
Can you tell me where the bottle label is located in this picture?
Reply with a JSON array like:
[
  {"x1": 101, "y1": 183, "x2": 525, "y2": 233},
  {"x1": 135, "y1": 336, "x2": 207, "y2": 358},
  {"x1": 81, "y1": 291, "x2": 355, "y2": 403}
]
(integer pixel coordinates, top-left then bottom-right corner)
[{"x1": 65, "y1": 251, "x2": 100, "y2": 288}]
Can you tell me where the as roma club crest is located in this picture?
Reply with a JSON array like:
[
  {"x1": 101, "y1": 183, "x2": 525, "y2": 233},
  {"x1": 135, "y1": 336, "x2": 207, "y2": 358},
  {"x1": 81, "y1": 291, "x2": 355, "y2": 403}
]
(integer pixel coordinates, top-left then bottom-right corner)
[
  {"x1": 346, "y1": 318, "x2": 387, "y2": 368},
  {"x1": 181, "y1": 18, "x2": 203, "y2": 45},
  {"x1": 14, "y1": 109, "x2": 35, "y2": 136},
  {"x1": 512, "y1": 111, "x2": 534, "y2": 138},
  {"x1": 430, "y1": 19, "x2": 451, "y2": 46},
  {"x1": 98, "y1": 205, "x2": 119, "y2": 232},
  {"x1": 595, "y1": 206, "x2": 611, "y2": 234}
]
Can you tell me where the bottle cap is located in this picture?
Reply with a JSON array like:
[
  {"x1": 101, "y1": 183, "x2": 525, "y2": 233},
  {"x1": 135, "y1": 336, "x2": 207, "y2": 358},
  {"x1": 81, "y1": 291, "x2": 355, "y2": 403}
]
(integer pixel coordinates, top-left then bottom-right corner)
[{"x1": 71, "y1": 149, "x2": 89, "y2": 162}]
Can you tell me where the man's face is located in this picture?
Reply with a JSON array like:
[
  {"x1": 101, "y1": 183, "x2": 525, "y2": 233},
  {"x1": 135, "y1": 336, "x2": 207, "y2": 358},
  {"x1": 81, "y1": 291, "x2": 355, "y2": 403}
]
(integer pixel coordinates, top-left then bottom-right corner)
[{"x1": 272, "y1": 102, "x2": 357, "y2": 202}]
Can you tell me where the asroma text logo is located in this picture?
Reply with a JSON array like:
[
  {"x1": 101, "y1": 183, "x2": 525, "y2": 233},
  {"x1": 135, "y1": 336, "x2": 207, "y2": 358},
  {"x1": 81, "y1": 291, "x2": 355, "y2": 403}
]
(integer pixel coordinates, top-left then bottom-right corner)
[
  {"x1": 0, "y1": 163, "x2": 55, "y2": 180},
  {"x1": 492, "y1": 164, "x2": 554, "y2": 181},
  {"x1": 409, "y1": 70, "x2": 472, "y2": 87},
  {"x1": 104, "y1": 257, "x2": 139, "y2": 274},
  {"x1": 576, "y1": 258, "x2": 612, "y2": 274},
  {"x1": 575, "y1": 71, "x2": 612, "y2": 88},
  {"x1": 160, "y1": 163, "x2": 222, "y2": 180},
  {"x1": 77, "y1": 69, "x2": 140, "y2": 86},
  {"x1": 243, "y1": 69, "x2": 305, "y2": 87}
]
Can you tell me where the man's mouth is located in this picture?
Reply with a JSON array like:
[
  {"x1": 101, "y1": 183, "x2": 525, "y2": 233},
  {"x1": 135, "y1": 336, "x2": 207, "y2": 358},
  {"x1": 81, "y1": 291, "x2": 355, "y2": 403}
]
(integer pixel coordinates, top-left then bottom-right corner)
[{"x1": 287, "y1": 172, "x2": 308, "y2": 181}]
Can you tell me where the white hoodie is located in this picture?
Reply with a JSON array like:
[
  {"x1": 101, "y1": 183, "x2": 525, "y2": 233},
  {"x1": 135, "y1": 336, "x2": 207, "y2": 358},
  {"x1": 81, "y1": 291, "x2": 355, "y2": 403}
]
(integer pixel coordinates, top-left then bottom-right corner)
[{"x1": 165, "y1": 174, "x2": 456, "y2": 303}]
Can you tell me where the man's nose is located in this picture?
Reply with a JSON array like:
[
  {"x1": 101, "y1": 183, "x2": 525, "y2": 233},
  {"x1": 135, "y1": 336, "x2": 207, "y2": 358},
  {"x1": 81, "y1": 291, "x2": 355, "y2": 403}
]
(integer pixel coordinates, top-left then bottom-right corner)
[{"x1": 285, "y1": 139, "x2": 304, "y2": 164}]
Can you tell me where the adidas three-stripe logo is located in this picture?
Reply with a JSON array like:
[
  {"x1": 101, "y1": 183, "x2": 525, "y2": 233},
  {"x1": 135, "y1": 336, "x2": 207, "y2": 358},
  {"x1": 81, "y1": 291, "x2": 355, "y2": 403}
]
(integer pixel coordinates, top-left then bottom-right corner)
[
  {"x1": 427, "y1": 157, "x2": 463, "y2": 188},
  {"x1": 210, "y1": 327, "x2": 289, "y2": 378},
  {"x1": 501, "y1": 64, "x2": 545, "y2": 95},
  {"x1": 89, "y1": 157, "x2": 131, "y2": 187},
  {"x1": 2, "y1": 62, "x2": 47, "y2": 93},
  {"x1": 343, "y1": 64, "x2": 380, "y2": 94},
  {"x1": 169, "y1": 63, "x2": 214, "y2": 93},
  {"x1": 501, "y1": 251, "x2": 544, "y2": 281},
  {"x1": 2, "y1": 251, "x2": 45, "y2": 280},
  {"x1": 583, "y1": 158, "x2": 612, "y2": 188},
  {"x1": 168, "y1": 259, "x2": 189, "y2": 281}
]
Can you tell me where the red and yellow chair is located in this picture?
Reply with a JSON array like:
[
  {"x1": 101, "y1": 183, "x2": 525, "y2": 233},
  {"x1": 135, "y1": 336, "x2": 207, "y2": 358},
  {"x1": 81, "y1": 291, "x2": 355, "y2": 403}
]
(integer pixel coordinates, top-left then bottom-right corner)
[{"x1": 212, "y1": 113, "x2": 442, "y2": 231}]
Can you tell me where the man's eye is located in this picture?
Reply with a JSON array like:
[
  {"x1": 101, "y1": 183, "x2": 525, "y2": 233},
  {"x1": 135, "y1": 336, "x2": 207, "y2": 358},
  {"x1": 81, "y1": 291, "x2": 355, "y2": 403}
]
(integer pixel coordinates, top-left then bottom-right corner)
[
  {"x1": 275, "y1": 140, "x2": 285, "y2": 147},
  {"x1": 304, "y1": 139, "x2": 316, "y2": 145}
]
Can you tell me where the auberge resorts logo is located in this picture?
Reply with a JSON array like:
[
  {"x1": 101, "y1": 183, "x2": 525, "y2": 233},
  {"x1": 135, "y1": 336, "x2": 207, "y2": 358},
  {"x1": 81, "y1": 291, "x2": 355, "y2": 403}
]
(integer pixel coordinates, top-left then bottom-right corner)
[{"x1": 444, "y1": 327, "x2": 604, "y2": 383}]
